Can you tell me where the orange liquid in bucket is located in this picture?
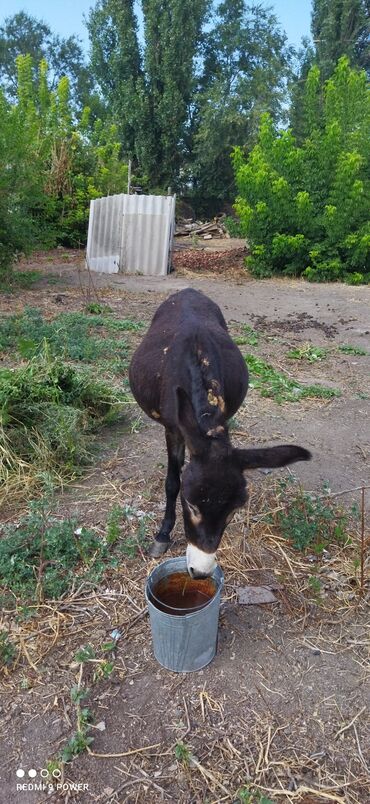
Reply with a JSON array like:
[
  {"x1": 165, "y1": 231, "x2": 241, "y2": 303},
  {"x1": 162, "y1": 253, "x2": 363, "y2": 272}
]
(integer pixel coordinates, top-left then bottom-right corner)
[{"x1": 152, "y1": 571, "x2": 216, "y2": 615}]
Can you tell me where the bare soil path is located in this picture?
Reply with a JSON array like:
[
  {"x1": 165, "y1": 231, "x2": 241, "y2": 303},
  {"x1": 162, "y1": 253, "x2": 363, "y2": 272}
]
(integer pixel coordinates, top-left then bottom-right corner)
[{"x1": 0, "y1": 251, "x2": 369, "y2": 804}]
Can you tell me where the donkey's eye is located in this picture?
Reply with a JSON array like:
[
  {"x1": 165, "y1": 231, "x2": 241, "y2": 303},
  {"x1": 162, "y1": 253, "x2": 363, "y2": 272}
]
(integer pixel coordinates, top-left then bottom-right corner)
[{"x1": 186, "y1": 500, "x2": 202, "y2": 525}]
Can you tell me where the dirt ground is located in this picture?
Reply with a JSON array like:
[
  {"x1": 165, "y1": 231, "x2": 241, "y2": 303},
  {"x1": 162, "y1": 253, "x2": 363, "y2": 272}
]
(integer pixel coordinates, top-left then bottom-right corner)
[{"x1": 0, "y1": 248, "x2": 369, "y2": 804}]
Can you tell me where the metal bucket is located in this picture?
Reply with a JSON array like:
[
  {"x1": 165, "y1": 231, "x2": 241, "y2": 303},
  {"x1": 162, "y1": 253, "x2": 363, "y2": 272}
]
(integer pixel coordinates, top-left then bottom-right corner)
[{"x1": 145, "y1": 556, "x2": 224, "y2": 672}]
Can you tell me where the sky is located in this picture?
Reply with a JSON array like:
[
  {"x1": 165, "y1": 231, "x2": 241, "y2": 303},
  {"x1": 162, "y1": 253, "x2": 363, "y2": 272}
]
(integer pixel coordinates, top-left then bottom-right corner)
[{"x1": 1, "y1": 0, "x2": 312, "y2": 51}]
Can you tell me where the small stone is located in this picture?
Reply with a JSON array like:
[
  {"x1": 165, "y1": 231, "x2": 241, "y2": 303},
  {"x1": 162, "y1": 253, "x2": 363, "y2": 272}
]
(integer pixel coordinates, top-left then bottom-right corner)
[{"x1": 313, "y1": 649, "x2": 321, "y2": 656}]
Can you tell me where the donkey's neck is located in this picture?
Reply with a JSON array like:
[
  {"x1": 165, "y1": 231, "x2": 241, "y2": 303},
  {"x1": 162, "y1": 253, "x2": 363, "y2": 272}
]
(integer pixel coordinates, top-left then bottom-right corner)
[{"x1": 188, "y1": 336, "x2": 227, "y2": 437}]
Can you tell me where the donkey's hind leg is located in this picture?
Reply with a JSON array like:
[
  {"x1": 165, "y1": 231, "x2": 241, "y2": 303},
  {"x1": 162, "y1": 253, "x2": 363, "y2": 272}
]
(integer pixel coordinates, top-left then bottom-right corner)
[{"x1": 150, "y1": 429, "x2": 185, "y2": 557}]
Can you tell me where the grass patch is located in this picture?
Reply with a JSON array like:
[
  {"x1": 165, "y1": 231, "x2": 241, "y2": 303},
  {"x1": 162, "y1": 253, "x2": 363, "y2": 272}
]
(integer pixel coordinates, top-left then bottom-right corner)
[
  {"x1": 0, "y1": 498, "x2": 110, "y2": 601},
  {"x1": 0, "y1": 270, "x2": 43, "y2": 291},
  {"x1": 106, "y1": 504, "x2": 150, "y2": 556},
  {"x1": 245, "y1": 354, "x2": 340, "y2": 403},
  {"x1": 0, "y1": 347, "x2": 125, "y2": 500},
  {"x1": 234, "y1": 325, "x2": 260, "y2": 347},
  {"x1": 275, "y1": 479, "x2": 353, "y2": 553},
  {"x1": 236, "y1": 789, "x2": 274, "y2": 804},
  {"x1": 287, "y1": 344, "x2": 328, "y2": 362},
  {"x1": 0, "y1": 308, "x2": 143, "y2": 365},
  {"x1": 338, "y1": 344, "x2": 368, "y2": 356}
]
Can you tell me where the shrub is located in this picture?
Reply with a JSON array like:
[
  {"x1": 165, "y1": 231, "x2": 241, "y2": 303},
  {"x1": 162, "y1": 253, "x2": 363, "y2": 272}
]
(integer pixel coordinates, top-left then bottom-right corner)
[{"x1": 233, "y1": 58, "x2": 369, "y2": 282}]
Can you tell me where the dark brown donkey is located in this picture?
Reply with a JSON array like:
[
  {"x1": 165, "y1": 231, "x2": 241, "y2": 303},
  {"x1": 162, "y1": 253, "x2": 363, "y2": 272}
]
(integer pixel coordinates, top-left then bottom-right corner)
[{"x1": 129, "y1": 289, "x2": 311, "y2": 577}]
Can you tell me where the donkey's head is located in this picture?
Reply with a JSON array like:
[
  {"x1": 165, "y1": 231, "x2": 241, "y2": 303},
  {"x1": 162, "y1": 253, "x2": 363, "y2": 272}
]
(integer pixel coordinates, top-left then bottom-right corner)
[{"x1": 177, "y1": 390, "x2": 311, "y2": 578}]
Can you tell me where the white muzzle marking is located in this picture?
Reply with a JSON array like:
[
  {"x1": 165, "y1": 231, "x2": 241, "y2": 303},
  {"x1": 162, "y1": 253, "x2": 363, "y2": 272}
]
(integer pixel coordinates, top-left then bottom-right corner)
[{"x1": 186, "y1": 544, "x2": 217, "y2": 578}]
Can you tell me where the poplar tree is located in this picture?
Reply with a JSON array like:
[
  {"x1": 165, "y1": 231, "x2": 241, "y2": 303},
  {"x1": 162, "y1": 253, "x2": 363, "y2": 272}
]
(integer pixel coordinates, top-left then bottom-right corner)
[
  {"x1": 311, "y1": 0, "x2": 369, "y2": 78},
  {"x1": 87, "y1": 0, "x2": 141, "y2": 156}
]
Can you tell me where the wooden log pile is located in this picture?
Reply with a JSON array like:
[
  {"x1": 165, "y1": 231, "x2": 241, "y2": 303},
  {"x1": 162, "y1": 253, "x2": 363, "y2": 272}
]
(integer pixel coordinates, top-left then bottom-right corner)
[{"x1": 175, "y1": 213, "x2": 230, "y2": 239}]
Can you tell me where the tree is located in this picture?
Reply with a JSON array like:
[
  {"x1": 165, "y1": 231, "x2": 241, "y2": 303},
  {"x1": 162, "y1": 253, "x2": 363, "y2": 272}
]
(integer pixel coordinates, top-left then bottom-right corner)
[
  {"x1": 86, "y1": 0, "x2": 141, "y2": 156},
  {"x1": 191, "y1": 1, "x2": 293, "y2": 202},
  {"x1": 289, "y1": 37, "x2": 316, "y2": 142},
  {"x1": 0, "y1": 55, "x2": 129, "y2": 277},
  {"x1": 88, "y1": 0, "x2": 208, "y2": 186},
  {"x1": 311, "y1": 0, "x2": 370, "y2": 78},
  {"x1": 233, "y1": 58, "x2": 370, "y2": 283},
  {"x1": 0, "y1": 11, "x2": 92, "y2": 108}
]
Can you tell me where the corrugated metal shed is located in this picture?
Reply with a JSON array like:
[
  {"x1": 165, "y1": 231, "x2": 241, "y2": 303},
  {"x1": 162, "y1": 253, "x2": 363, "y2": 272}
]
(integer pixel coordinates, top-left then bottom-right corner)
[{"x1": 86, "y1": 193, "x2": 175, "y2": 276}]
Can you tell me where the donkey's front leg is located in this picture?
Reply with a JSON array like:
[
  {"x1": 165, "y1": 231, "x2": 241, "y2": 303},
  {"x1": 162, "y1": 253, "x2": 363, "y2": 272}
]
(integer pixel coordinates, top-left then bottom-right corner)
[{"x1": 150, "y1": 429, "x2": 185, "y2": 557}]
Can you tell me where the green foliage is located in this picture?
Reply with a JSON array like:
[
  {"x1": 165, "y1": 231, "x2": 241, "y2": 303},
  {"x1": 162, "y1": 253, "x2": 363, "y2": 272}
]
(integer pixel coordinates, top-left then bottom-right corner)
[
  {"x1": 311, "y1": 0, "x2": 369, "y2": 79},
  {"x1": 339, "y1": 344, "x2": 368, "y2": 355},
  {"x1": 59, "y1": 712, "x2": 94, "y2": 763},
  {"x1": 74, "y1": 645, "x2": 96, "y2": 663},
  {"x1": 223, "y1": 216, "x2": 244, "y2": 238},
  {"x1": 106, "y1": 504, "x2": 124, "y2": 545},
  {"x1": 287, "y1": 344, "x2": 328, "y2": 362},
  {"x1": 234, "y1": 325, "x2": 260, "y2": 347},
  {"x1": 245, "y1": 353, "x2": 340, "y2": 403},
  {"x1": 234, "y1": 58, "x2": 370, "y2": 283},
  {"x1": 192, "y1": 1, "x2": 292, "y2": 201},
  {"x1": 0, "y1": 57, "x2": 128, "y2": 278},
  {"x1": 175, "y1": 741, "x2": 192, "y2": 765},
  {"x1": 0, "y1": 630, "x2": 16, "y2": 668},
  {"x1": 0, "y1": 497, "x2": 110, "y2": 600},
  {"x1": 276, "y1": 479, "x2": 351, "y2": 553},
  {"x1": 111, "y1": 505, "x2": 151, "y2": 557},
  {"x1": 236, "y1": 788, "x2": 275, "y2": 804},
  {"x1": 0, "y1": 11, "x2": 93, "y2": 108}
]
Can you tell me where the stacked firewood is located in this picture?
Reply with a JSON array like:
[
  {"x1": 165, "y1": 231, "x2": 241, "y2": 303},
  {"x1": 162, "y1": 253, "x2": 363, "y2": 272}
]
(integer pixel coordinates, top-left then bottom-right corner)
[{"x1": 175, "y1": 213, "x2": 230, "y2": 239}]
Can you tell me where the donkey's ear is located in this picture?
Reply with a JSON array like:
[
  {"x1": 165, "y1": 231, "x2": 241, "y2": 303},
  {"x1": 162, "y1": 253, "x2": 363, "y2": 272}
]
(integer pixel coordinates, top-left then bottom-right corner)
[
  {"x1": 234, "y1": 444, "x2": 311, "y2": 471},
  {"x1": 176, "y1": 388, "x2": 205, "y2": 455}
]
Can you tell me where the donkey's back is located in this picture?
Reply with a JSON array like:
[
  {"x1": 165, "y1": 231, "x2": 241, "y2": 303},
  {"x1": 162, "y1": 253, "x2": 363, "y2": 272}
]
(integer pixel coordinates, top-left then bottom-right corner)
[{"x1": 129, "y1": 289, "x2": 248, "y2": 430}]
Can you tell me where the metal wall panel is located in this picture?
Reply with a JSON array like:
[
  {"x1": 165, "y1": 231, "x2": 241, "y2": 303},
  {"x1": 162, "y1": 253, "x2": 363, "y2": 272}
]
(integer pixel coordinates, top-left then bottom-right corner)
[{"x1": 86, "y1": 193, "x2": 175, "y2": 276}]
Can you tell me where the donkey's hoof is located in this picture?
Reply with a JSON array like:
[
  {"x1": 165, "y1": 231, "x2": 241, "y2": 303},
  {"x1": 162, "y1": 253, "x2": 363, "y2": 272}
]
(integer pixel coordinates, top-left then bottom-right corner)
[{"x1": 149, "y1": 540, "x2": 171, "y2": 558}]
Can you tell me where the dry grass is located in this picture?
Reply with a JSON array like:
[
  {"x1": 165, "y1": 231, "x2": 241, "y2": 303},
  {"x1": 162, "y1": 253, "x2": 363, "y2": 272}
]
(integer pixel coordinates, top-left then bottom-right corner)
[{"x1": 1, "y1": 476, "x2": 368, "y2": 803}]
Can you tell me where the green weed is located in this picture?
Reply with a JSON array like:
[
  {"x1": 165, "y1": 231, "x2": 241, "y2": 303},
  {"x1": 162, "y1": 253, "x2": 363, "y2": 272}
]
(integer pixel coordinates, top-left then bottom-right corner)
[
  {"x1": 276, "y1": 479, "x2": 351, "y2": 553},
  {"x1": 245, "y1": 354, "x2": 340, "y2": 403},
  {"x1": 287, "y1": 344, "x2": 328, "y2": 362},
  {"x1": 74, "y1": 645, "x2": 96, "y2": 663},
  {"x1": 106, "y1": 504, "x2": 125, "y2": 545},
  {"x1": 175, "y1": 741, "x2": 192, "y2": 766},
  {"x1": 308, "y1": 575, "x2": 322, "y2": 596},
  {"x1": 236, "y1": 787, "x2": 275, "y2": 804},
  {"x1": 59, "y1": 708, "x2": 94, "y2": 763},
  {"x1": 0, "y1": 498, "x2": 110, "y2": 601},
  {"x1": 0, "y1": 270, "x2": 42, "y2": 291},
  {"x1": 234, "y1": 325, "x2": 260, "y2": 347},
  {"x1": 106, "y1": 505, "x2": 151, "y2": 556},
  {"x1": 338, "y1": 344, "x2": 368, "y2": 356},
  {"x1": 0, "y1": 630, "x2": 16, "y2": 668},
  {"x1": 85, "y1": 302, "x2": 111, "y2": 314}
]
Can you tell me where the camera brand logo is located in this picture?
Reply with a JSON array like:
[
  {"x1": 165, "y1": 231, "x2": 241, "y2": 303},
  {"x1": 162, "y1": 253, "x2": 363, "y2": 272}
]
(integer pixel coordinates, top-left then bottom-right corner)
[{"x1": 16, "y1": 768, "x2": 88, "y2": 792}]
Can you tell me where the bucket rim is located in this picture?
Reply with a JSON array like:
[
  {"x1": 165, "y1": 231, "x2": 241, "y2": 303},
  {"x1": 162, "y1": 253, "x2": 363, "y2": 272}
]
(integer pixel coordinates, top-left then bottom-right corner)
[{"x1": 145, "y1": 556, "x2": 224, "y2": 619}]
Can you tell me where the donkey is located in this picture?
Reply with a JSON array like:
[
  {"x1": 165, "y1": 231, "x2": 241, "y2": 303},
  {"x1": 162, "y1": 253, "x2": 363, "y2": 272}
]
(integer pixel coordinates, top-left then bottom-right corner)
[{"x1": 129, "y1": 289, "x2": 311, "y2": 578}]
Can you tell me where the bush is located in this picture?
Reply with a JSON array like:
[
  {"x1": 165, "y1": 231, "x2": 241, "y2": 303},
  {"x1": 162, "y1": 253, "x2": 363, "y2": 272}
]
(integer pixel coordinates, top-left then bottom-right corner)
[
  {"x1": 233, "y1": 58, "x2": 370, "y2": 282},
  {"x1": 0, "y1": 57, "x2": 129, "y2": 279}
]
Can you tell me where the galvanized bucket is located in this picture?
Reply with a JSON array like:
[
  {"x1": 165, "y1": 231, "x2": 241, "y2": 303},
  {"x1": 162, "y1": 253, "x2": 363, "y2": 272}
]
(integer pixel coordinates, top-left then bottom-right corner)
[{"x1": 145, "y1": 556, "x2": 224, "y2": 672}]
